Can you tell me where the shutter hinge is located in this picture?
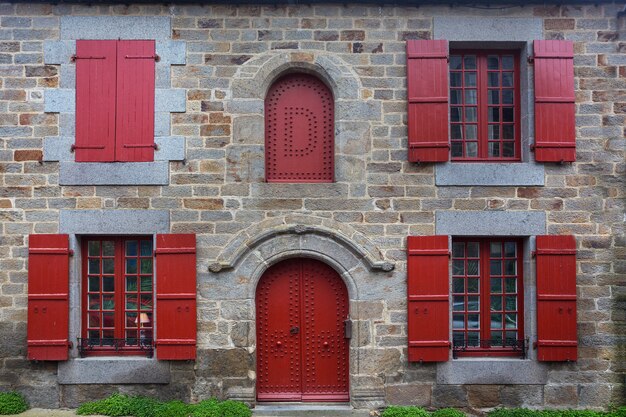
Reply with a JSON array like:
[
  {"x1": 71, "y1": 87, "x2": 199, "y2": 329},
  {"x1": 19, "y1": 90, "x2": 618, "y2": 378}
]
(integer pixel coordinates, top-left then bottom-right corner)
[
  {"x1": 123, "y1": 143, "x2": 159, "y2": 150},
  {"x1": 70, "y1": 55, "x2": 105, "y2": 62},
  {"x1": 69, "y1": 249, "x2": 74, "y2": 257},
  {"x1": 125, "y1": 54, "x2": 160, "y2": 62},
  {"x1": 67, "y1": 341, "x2": 73, "y2": 349},
  {"x1": 71, "y1": 144, "x2": 105, "y2": 153},
  {"x1": 527, "y1": 56, "x2": 534, "y2": 64}
]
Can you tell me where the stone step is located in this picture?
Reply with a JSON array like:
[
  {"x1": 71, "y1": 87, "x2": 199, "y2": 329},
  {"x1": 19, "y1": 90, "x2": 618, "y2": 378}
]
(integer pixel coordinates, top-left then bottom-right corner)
[{"x1": 253, "y1": 403, "x2": 373, "y2": 417}]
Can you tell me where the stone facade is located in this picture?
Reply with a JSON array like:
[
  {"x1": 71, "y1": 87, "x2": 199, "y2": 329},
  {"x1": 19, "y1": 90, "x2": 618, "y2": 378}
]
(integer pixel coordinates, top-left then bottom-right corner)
[{"x1": 0, "y1": 0, "x2": 624, "y2": 411}]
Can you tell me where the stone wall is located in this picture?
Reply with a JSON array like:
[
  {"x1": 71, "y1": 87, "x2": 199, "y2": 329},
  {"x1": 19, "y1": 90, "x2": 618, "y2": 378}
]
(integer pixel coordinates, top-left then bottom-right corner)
[{"x1": 0, "y1": 1, "x2": 624, "y2": 411}]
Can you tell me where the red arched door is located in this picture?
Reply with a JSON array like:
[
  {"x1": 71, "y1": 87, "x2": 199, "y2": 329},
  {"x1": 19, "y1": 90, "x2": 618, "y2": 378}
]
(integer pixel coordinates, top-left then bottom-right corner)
[{"x1": 256, "y1": 258, "x2": 349, "y2": 402}]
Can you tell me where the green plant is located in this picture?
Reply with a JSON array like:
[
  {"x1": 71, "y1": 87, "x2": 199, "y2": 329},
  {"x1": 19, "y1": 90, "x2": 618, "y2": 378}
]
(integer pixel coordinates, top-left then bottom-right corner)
[
  {"x1": 192, "y1": 399, "x2": 220, "y2": 417},
  {"x1": 218, "y1": 400, "x2": 251, "y2": 417},
  {"x1": 154, "y1": 400, "x2": 192, "y2": 417},
  {"x1": 127, "y1": 396, "x2": 161, "y2": 417},
  {"x1": 432, "y1": 408, "x2": 466, "y2": 417},
  {"x1": 0, "y1": 391, "x2": 29, "y2": 415},
  {"x1": 488, "y1": 408, "x2": 540, "y2": 417},
  {"x1": 382, "y1": 405, "x2": 430, "y2": 417},
  {"x1": 76, "y1": 393, "x2": 134, "y2": 416}
]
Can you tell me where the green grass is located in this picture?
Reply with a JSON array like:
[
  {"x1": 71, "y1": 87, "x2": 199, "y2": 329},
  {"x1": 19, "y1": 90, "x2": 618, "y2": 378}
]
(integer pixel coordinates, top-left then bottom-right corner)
[
  {"x1": 381, "y1": 407, "x2": 626, "y2": 417},
  {"x1": 0, "y1": 391, "x2": 29, "y2": 415},
  {"x1": 76, "y1": 394, "x2": 251, "y2": 417}
]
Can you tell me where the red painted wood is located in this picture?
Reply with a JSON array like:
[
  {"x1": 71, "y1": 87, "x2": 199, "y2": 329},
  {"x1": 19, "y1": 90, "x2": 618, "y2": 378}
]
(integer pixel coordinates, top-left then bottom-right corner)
[
  {"x1": 75, "y1": 40, "x2": 117, "y2": 162},
  {"x1": 406, "y1": 40, "x2": 449, "y2": 162},
  {"x1": 407, "y1": 235, "x2": 450, "y2": 362},
  {"x1": 533, "y1": 40, "x2": 576, "y2": 162},
  {"x1": 116, "y1": 40, "x2": 156, "y2": 162},
  {"x1": 155, "y1": 234, "x2": 196, "y2": 360},
  {"x1": 536, "y1": 235, "x2": 577, "y2": 361},
  {"x1": 265, "y1": 74, "x2": 334, "y2": 182},
  {"x1": 27, "y1": 234, "x2": 70, "y2": 360},
  {"x1": 256, "y1": 259, "x2": 349, "y2": 402}
]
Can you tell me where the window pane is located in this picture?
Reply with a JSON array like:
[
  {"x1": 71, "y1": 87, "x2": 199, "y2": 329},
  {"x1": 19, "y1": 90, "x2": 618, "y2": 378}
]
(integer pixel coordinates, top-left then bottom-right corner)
[
  {"x1": 502, "y1": 56, "x2": 514, "y2": 70},
  {"x1": 126, "y1": 295, "x2": 138, "y2": 310},
  {"x1": 467, "y1": 278, "x2": 479, "y2": 293},
  {"x1": 102, "y1": 258, "x2": 114, "y2": 274},
  {"x1": 126, "y1": 241, "x2": 137, "y2": 257},
  {"x1": 465, "y1": 125, "x2": 477, "y2": 140},
  {"x1": 102, "y1": 312, "x2": 114, "y2": 327},
  {"x1": 140, "y1": 259, "x2": 153, "y2": 274},
  {"x1": 490, "y1": 242, "x2": 502, "y2": 257},
  {"x1": 102, "y1": 330, "x2": 114, "y2": 345},
  {"x1": 451, "y1": 141, "x2": 463, "y2": 157},
  {"x1": 491, "y1": 313, "x2": 503, "y2": 329},
  {"x1": 452, "y1": 259, "x2": 465, "y2": 276},
  {"x1": 465, "y1": 107, "x2": 477, "y2": 122},
  {"x1": 491, "y1": 332, "x2": 503, "y2": 345},
  {"x1": 502, "y1": 90, "x2": 514, "y2": 104},
  {"x1": 502, "y1": 107, "x2": 514, "y2": 122},
  {"x1": 505, "y1": 296, "x2": 517, "y2": 311},
  {"x1": 505, "y1": 313, "x2": 517, "y2": 329},
  {"x1": 88, "y1": 294, "x2": 100, "y2": 310},
  {"x1": 88, "y1": 330, "x2": 100, "y2": 340},
  {"x1": 450, "y1": 72, "x2": 462, "y2": 87},
  {"x1": 140, "y1": 277, "x2": 153, "y2": 292},
  {"x1": 126, "y1": 258, "x2": 137, "y2": 274},
  {"x1": 451, "y1": 107, "x2": 462, "y2": 122},
  {"x1": 88, "y1": 276, "x2": 100, "y2": 292},
  {"x1": 88, "y1": 241, "x2": 100, "y2": 256},
  {"x1": 453, "y1": 278, "x2": 465, "y2": 293},
  {"x1": 504, "y1": 242, "x2": 517, "y2": 257},
  {"x1": 463, "y1": 55, "x2": 476, "y2": 69},
  {"x1": 102, "y1": 276, "x2": 114, "y2": 292},
  {"x1": 140, "y1": 240, "x2": 152, "y2": 257},
  {"x1": 487, "y1": 55, "x2": 499, "y2": 70},
  {"x1": 467, "y1": 296, "x2": 479, "y2": 311},
  {"x1": 126, "y1": 312, "x2": 138, "y2": 328},
  {"x1": 140, "y1": 294, "x2": 153, "y2": 310},
  {"x1": 502, "y1": 124, "x2": 514, "y2": 139},
  {"x1": 453, "y1": 295, "x2": 465, "y2": 311},
  {"x1": 464, "y1": 89, "x2": 477, "y2": 105},
  {"x1": 102, "y1": 241, "x2": 115, "y2": 256},
  {"x1": 505, "y1": 331, "x2": 517, "y2": 342},
  {"x1": 502, "y1": 141, "x2": 515, "y2": 157},
  {"x1": 488, "y1": 125, "x2": 500, "y2": 140},
  {"x1": 453, "y1": 314, "x2": 465, "y2": 329},
  {"x1": 502, "y1": 72, "x2": 513, "y2": 87},
  {"x1": 467, "y1": 260, "x2": 479, "y2": 276},
  {"x1": 464, "y1": 72, "x2": 476, "y2": 87},
  {"x1": 88, "y1": 312, "x2": 100, "y2": 327},
  {"x1": 467, "y1": 242, "x2": 479, "y2": 258},
  {"x1": 88, "y1": 259, "x2": 100, "y2": 274},
  {"x1": 488, "y1": 72, "x2": 499, "y2": 87},
  {"x1": 451, "y1": 125, "x2": 463, "y2": 139},
  {"x1": 488, "y1": 107, "x2": 500, "y2": 122},
  {"x1": 468, "y1": 314, "x2": 479, "y2": 329},
  {"x1": 126, "y1": 276, "x2": 137, "y2": 292},
  {"x1": 488, "y1": 89, "x2": 499, "y2": 104},
  {"x1": 490, "y1": 260, "x2": 502, "y2": 275},
  {"x1": 126, "y1": 331, "x2": 138, "y2": 345},
  {"x1": 452, "y1": 242, "x2": 465, "y2": 258},
  {"x1": 505, "y1": 278, "x2": 517, "y2": 292},
  {"x1": 491, "y1": 295, "x2": 502, "y2": 311},
  {"x1": 102, "y1": 295, "x2": 115, "y2": 310},
  {"x1": 488, "y1": 142, "x2": 500, "y2": 158},
  {"x1": 450, "y1": 89, "x2": 462, "y2": 104},
  {"x1": 465, "y1": 141, "x2": 477, "y2": 157},
  {"x1": 491, "y1": 278, "x2": 502, "y2": 293},
  {"x1": 450, "y1": 55, "x2": 462, "y2": 70},
  {"x1": 468, "y1": 332, "x2": 479, "y2": 346},
  {"x1": 453, "y1": 332, "x2": 465, "y2": 346},
  {"x1": 505, "y1": 260, "x2": 517, "y2": 275}
]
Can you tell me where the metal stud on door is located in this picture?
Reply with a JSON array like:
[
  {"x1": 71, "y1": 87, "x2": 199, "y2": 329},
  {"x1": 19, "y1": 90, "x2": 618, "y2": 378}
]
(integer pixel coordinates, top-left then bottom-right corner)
[{"x1": 256, "y1": 258, "x2": 349, "y2": 402}]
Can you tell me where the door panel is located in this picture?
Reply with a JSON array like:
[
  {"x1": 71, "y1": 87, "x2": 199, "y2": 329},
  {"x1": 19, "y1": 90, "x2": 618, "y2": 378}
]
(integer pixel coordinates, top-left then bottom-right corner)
[{"x1": 256, "y1": 258, "x2": 349, "y2": 402}]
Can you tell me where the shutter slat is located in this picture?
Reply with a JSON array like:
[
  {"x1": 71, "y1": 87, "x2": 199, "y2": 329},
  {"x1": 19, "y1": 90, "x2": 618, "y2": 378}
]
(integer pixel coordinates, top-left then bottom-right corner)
[
  {"x1": 533, "y1": 40, "x2": 576, "y2": 162},
  {"x1": 155, "y1": 234, "x2": 196, "y2": 360},
  {"x1": 407, "y1": 235, "x2": 450, "y2": 362},
  {"x1": 116, "y1": 40, "x2": 156, "y2": 162},
  {"x1": 27, "y1": 234, "x2": 70, "y2": 361},
  {"x1": 406, "y1": 40, "x2": 450, "y2": 162},
  {"x1": 536, "y1": 235, "x2": 577, "y2": 361},
  {"x1": 75, "y1": 40, "x2": 117, "y2": 162}
]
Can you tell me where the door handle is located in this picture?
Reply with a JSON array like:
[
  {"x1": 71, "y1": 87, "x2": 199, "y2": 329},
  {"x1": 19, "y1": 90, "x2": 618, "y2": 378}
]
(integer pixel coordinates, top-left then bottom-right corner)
[
  {"x1": 290, "y1": 326, "x2": 299, "y2": 335},
  {"x1": 344, "y1": 319, "x2": 352, "y2": 339}
]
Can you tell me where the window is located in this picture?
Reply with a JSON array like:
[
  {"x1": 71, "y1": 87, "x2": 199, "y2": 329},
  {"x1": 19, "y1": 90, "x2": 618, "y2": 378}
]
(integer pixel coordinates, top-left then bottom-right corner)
[
  {"x1": 265, "y1": 73, "x2": 334, "y2": 183},
  {"x1": 451, "y1": 238, "x2": 524, "y2": 357},
  {"x1": 449, "y1": 51, "x2": 520, "y2": 161},
  {"x1": 81, "y1": 237, "x2": 154, "y2": 356},
  {"x1": 75, "y1": 40, "x2": 156, "y2": 163}
]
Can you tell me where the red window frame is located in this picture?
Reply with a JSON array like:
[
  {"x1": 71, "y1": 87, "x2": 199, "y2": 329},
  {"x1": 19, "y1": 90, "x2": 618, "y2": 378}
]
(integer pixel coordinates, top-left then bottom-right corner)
[
  {"x1": 81, "y1": 236, "x2": 154, "y2": 356},
  {"x1": 451, "y1": 238, "x2": 524, "y2": 357},
  {"x1": 449, "y1": 50, "x2": 521, "y2": 161}
]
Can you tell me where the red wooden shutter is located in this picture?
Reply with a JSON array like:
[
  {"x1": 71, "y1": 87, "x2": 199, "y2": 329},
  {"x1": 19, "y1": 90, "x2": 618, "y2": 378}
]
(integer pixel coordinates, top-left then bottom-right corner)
[
  {"x1": 406, "y1": 40, "x2": 449, "y2": 162},
  {"x1": 27, "y1": 234, "x2": 71, "y2": 360},
  {"x1": 533, "y1": 40, "x2": 576, "y2": 162},
  {"x1": 75, "y1": 40, "x2": 117, "y2": 162},
  {"x1": 536, "y1": 235, "x2": 577, "y2": 361},
  {"x1": 116, "y1": 40, "x2": 156, "y2": 162},
  {"x1": 155, "y1": 234, "x2": 196, "y2": 360},
  {"x1": 407, "y1": 235, "x2": 450, "y2": 362},
  {"x1": 265, "y1": 74, "x2": 334, "y2": 183}
]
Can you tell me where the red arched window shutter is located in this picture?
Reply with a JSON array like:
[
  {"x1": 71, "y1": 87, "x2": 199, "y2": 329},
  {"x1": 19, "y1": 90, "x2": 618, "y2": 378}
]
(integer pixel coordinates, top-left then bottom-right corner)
[
  {"x1": 265, "y1": 74, "x2": 334, "y2": 182},
  {"x1": 155, "y1": 234, "x2": 196, "y2": 360},
  {"x1": 533, "y1": 40, "x2": 576, "y2": 162},
  {"x1": 407, "y1": 235, "x2": 450, "y2": 362},
  {"x1": 27, "y1": 234, "x2": 71, "y2": 360},
  {"x1": 535, "y1": 235, "x2": 577, "y2": 361},
  {"x1": 406, "y1": 40, "x2": 450, "y2": 163}
]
